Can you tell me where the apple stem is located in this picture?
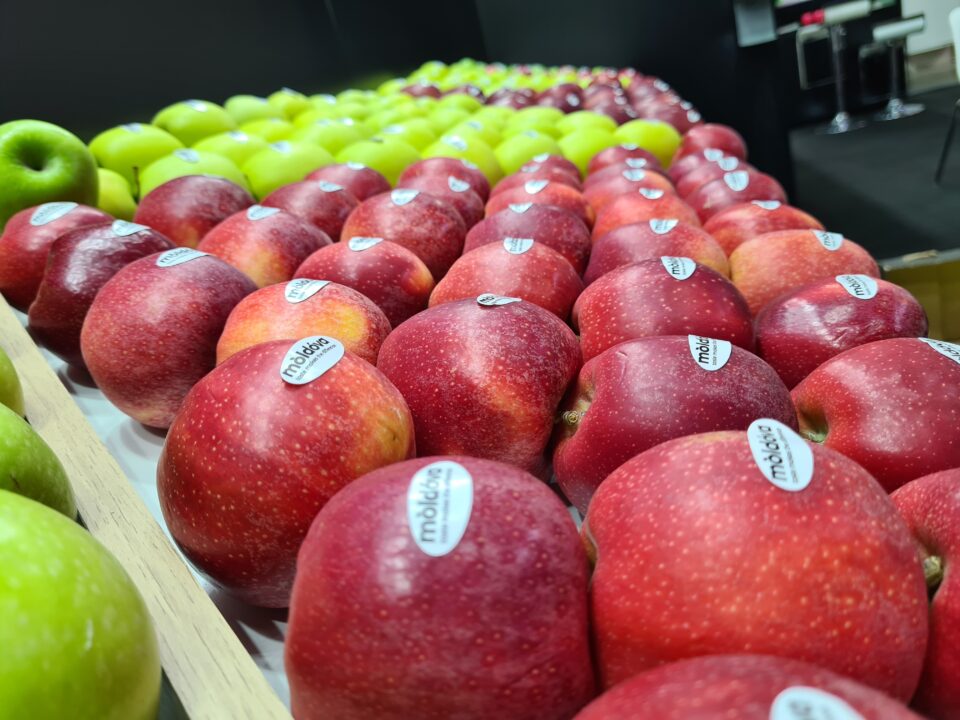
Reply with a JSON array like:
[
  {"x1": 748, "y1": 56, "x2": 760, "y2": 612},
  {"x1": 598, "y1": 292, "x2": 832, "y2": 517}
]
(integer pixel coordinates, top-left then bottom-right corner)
[
  {"x1": 924, "y1": 555, "x2": 944, "y2": 590},
  {"x1": 560, "y1": 410, "x2": 583, "y2": 427},
  {"x1": 800, "y1": 428, "x2": 827, "y2": 444}
]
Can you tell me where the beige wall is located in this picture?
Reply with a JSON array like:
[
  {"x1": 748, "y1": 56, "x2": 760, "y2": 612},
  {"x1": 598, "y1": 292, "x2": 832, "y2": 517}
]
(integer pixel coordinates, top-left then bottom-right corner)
[{"x1": 903, "y1": 0, "x2": 960, "y2": 53}]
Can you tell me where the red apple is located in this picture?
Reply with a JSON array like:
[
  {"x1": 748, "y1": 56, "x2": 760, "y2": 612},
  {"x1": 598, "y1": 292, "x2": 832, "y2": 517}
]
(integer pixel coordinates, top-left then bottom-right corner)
[
  {"x1": 306, "y1": 162, "x2": 391, "y2": 201},
  {"x1": 537, "y1": 83, "x2": 584, "y2": 113},
  {"x1": 491, "y1": 168, "x2": 582, "y2": 196},
  {"x1": 757, "y1": 276, "x2": 928, "y2": 388},
  {"x1": 592, "y1": 190, "x2": 700, "y2": 239},
  {"x1": 687, "y1": 170, "x2": 787, "y2": 223},
  {"x1": 286, "y1": 456, "x2": 594, "y2": 720},
  {"x1": 676, "y1": 122, "x2": 747, "y2": 161},
  {"x1": 641, "y1": 100, "x2": 702, "y2": 134},
  {"x1": 583, "y1": 162, "x2": 671, "y2": 190},
  {"x1": 396, "y1": 174, "x2": 484, "y2": 228},
  {"x1": 587, "y1": 145, "x2": 662, "y2": 176},
  {"x1": 485, "y1": 181, "x2": 594, "y2": 228},
  {"x1": 27, "y1": 221, "x2": 173, "y2": 368},
  {"x1": 262, "y1": 179, "x2": 359, "y2": 240},
  {"x1": 573, "y1": 258, "x2": 754, "y2": 361},
  {"x1": 158, "y1": 335, "x2": 414, "y2": 606},
  {"x1": 792, "y1": 337, "x2": 960, "y2": 493},
  {"x1": 519, "y1": 153, "x2": 581, "y2": 180},
  {"x1": 585, "y1": 220, "x2": 728, "y2": 284},
  {"x1": 583, "y1": 169, "x2": 677, "y2": 213},
  {"x1": 892, "y1": 468, "x2": 960, "y2": 719},
  {"x1": 377, "y1": 298, "x2": 581, "y2": 478},
  {"x1": 585, "y1": 427, "x2": 928, "y2": 697},
  {"x1": 464, "y1": 204, "x2": 591, "y2": 274},
  {"x1": 132, "y1": 175, "x2": 254, "y2": 249},
  {"x1": 730, "y1": 229, "x2": 880, "y2": 315},
  {"x1": 486, "y1": 89, "x2": 533, "y2": 109},
  {"x1": 402, "y1": 83, "x2": 441, "y2": 98},
  {"x1": 430, "y1": 239, "x2": 583, "y2": 319},
  {"x1": 341, "y1": 189, "x2": 466, "y2": 279},
  {"x1": 80, "y1": 248, "x2": 256, "y2": 428},
  {"x1": 574, "y1": 655, "x2": 924, "y2": 720},
  {"x1": 703, "y1": 200, "x2": 824, "y2": 256},
  {"x1": 295, "y1": 238, "x2": 434, "y2": 327},
  {"x1": 667, "y1": 147, "x2": 728, "y2": 184},
  {"x1": 398, "y1": 157, "x2": 490, "y2": 202},
  {"x1": 554, "y1": 335, "x2": 796, "y2": 513},
  {"x1": 675, "y1": 156, "x2": 754, "y2": 198},
  {"x1": 0, "y1": 202, "x2": 111, "y2": 310}
]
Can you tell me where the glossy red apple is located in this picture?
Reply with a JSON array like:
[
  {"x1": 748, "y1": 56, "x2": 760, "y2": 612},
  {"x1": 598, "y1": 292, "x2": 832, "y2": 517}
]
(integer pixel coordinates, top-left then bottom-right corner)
[
  {"x1": 592, "y1": 191, "x2": 700, "y2": 239},
  {"x1": 667, "y1": 147, "x2": 728, "y2": 184},
  {"x1": 158, "y1": 336, "x2": 414, "y2": 606},
  {"x1": 583, "y1": 162, "x2": 671, "y2": 190},
  {"x1": 398, "y1": 157, "x2": 490, "y2": 202},
  {"x1": 793, "y1": 337, "x2": 960, "y2": 493},
  {"x1": 306, "y1": 162, "x2": 391, "y2": 201},
  {"x1": 286, "y1": 456, "x2": 594, "y2": 720},
  {"x1": 675, "y1": 156, "x2": 754, "y2": 198},
  {"x1": 519, "y1": 153, "x2": 581, "y2": 180},
  {"x1": 641, "y1": 100, "x2": 702, "y2": 134},
  {"x1": 585, "y1": 428, "x2": 928, "y2": 697},
  {"x1": 687, "y1": 170, "x2": 787, "y2": 223},
  {"x1": 402, "y1": 83, "x2": 441, "y2": 98},
  {"x1": 396, "y1": 174, "x2": 484, "y2": 228},
  {"x1": 757, "y1": 276, "x2": 928, "y2": 388},
  {"x1": 675, "y1": 123, "x2": 747, "y2": 161},
  {"x1": 485, "y1": 181, "x2": 593, "y2": 228},
  {"x1": 587, "y1": 145, "x2": 662, "y2": 176},
  {"x1": 262, "y1": 179, "x2": 359, "y2": 240},
  {"x1": 583, "y1": 170, "x2": 677, "y2": 213},
  {"x1": 491, "y1": 168, "x2": 582, "y2": 196},
  {"x1": 537, "y1": 83, "x2": 584, "y2": 113},
  {"x1": 80, "y1": 248, "x2": 256, "y2": 428},
  {"x1": 377, "y1": 298, "x2": 581, "y2": 478},
  {"x1": 132, "y1": 175, "x2": 254, "y2": 249},
  {"x1": 703, "y1": 200, "x2": 824, "y2": 256}
]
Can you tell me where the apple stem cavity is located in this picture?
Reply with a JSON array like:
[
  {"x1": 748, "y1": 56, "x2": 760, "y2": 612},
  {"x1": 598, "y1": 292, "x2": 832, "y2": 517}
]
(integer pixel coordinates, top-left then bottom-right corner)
[
  {"x1": 560, "y1": 410, "x2": 584, "y2": 427},
  {"x1": 924, "y1": 555, "x2": 944, "y2": 593}
]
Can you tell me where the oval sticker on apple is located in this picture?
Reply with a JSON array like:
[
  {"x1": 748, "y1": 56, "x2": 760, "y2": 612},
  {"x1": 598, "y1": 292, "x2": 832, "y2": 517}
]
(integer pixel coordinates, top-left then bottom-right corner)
[
  {"x1": 247, "y1": 205, "x2": 281, "y2": 221},
  {"x1": 477, "y1": 293, "x2": 521, "y2": 306},
  {"x1": 174, "y1": 149, "x2": 200, "y2": 163},
  {"x1": 703, "y1": 148, "x2": 725, "y2": 161},
  {"x1": 448, "y1": 176, "x2": 471, "y2": 192},
  {"x1": 509, "y1": 203, "x2": 533, "y2": 214},
  {"x1": 391, "y1": 189, "x2": 419, "y2": 206},
  {"x1": 465, "y1": 120, "x2": 483, "y2": 131},
  {"x1": 724, "y1": 171, "x2": 750, "y2": 191},
  {"x1": 660, "y1": 256, "x2": 696, "y2": 280},
  {"x1": 29, "y1": 202, "x2": 78, "y2": 226},
  {"x1": 111, "y1": 220, "x2": 149, "y2": 237},
  {"x1": 381, "y1": 125, "x2": 403, "y2": 135},
  {"x1": 503, "y1": 237, "x2": 534, "y2": 254},
  {"x1": 228, "y1": 131, "x2": 250, "y2": 142},
  {"x1": 639, "y1": 188, "x2": 664, "y2": 200},
  {"x1": 520, "y1": 164, "x2": 542, "y2": 174},
  {"x1": 747, "y1": 419, "x2": 814, "y2": 493},
  {"x1": 407, "y1": 460, "x2": 474, "y2": 557},
  {"x1": 444, "y1": 135, "x2": 468, "y2": 151},
  {"x1": 835, "y1": 274, "x2": 878, "y2": 300},
  {"x1": 121, "y1": 123, "x2": 143, "y2": 133},
  {"x1": 919, "y1": 337, "x2": 960, "y2": 366},
  {"x1": 279, "y1": 335, "x2": 344, "y2": 385},
  {"x1": 317, "y1": 181, "x2": 343, "y2": 192},
  {"x1": 687, "y1": 110, "x2": 702, "y2": 123},
  {"x1": 155, "y1": 248, "x2": 209, "y2": 268},
  {"x1": 620, "y1": 143, "x2": 638, "y2": 150},
  {"x1": 271, "y1": 141, "x2": 292, "y2": 153},
  {"x1": 770, "y1": 687, "x2": 864, "y2": 720},
  {"x1": 348, "y1": 236, "x2": 383, "y2": 252},
  {"x1": 752, "y1": 200, "x2": 781, "y2": 210},
  {"x1": 315, "y1": 93, "x2": 336, "y2": 104},
  {"x1": 284, "y1": 279, "x2": 329, "y2": 304},
  {"x1": 649, "y1": 218, "x2": 679, "y2": 235},
  {"x1": 625, "y1": 157, "x2": 648, "y2": 169},
  {"x1": 688, "y1": 335, "x2": 732, "y2": 371},
  {"x1": 813, "y1": 230, "x2": 844, "y2": 251},
  {"x1": 346, "y1": 161, "x2": 366, "y2": 170},
  {"x1": 185, "y1": 100, "x2": 208, "y2": 112},
  {"x1": 533, "y1": 152, "x2": 551, "y2": 163},
  {"x1": 524, "y1": 180, "x2": 549, "y2": 195},
  {"x1": 622, "y1": 169, "x2": 646, "y2": 181},
  {"x1": 717, "y1": 156, "x2": 740, "y2": 171},
  {"x1": 461, "y1": 159, "x2": 479, "y2": 170}
]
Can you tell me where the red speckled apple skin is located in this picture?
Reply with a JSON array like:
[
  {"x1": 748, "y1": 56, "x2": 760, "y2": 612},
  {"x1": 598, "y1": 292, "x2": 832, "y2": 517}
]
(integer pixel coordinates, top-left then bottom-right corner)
[
  {"x1": 262, "y1": 180, "x2": 359, "y2": 240},
  {"x1": 397, "y1": 174, "x2": 485, "y2": 229},
  {"x1": 702, "y1": 201, "x2": 823, "y2": 256},
  {"x1": 485, "y1": 182, "x2": 594, "y2": 229},
  {"x1": 307, "y1": 163, "x2": 391, "y2": 202},
  {"x1": 398, "y1": 157, "x2": 490, "y2": 202},
  {"x1": 592, "y1": 192, "x2": 700, "y2": 240},
  {"x1": 674, "y1": 123, "x2": 748, "y2": 164},
  {"x1": 686, "y1": 170, "x2": 787, "y2": 223},
  {"x1": 588, "y1": 145, "x2": 662, "y2": 176},
  {"x1": 584, "y1": 171, "x2": 677, "y2": 214}
]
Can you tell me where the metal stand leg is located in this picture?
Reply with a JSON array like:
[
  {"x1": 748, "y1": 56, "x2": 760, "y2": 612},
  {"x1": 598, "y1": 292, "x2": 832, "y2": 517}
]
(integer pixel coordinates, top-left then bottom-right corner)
[
  {"x1": 818, "y1": 24, "x2": 867, "y2": 135},
  {"x1": 934, "y1": 100, "x2": 960, "y2": 185},
  {"x1": 875, "y1": 40, "x2": 925, "y2": 121}
]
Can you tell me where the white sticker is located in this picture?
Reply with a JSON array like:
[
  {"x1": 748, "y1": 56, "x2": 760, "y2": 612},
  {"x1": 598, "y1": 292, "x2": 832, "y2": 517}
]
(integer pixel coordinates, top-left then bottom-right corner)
[
  {"x1": 521, "y1": 130, "x2": 539, "y2": 139},
  {"x1": 717, "y1": 157, "x2": 740, "y2": 171},
  {"x1": 520, "y1": 164, "x2": 541, "y2": 174},
  {"x1": 752, "y1": 200, "x2": 781, "y2": 210},
  {"x1": 174, "y1": 149, "x2": 200, "y2": 163},
  {"x1": 340, "y1": 118, "x2": 356, "y2": 127},
  {"x1": 185, "y1": 100, "x2": 208, "y2": 112},
  {"x1": 477, "y1": 293, "x2": 521, "y2": 306},
  {"x1": 284, "y1": 279, "x2": 329, "y2": 303},
  {"x1": 747, "y1": 419, "x2": 814, "y2": 493},
  {"x1": 121, "y1": 123, "x2": 143, "y2": 133},
  {"x1": 111, "y1": 220, "x2": 149, "y2": 237},
  {"x1": 649, "y1": 218, "x2": 679, "y2": 235},
  {"x1": 566, "y1": 93, "x2": 581, "y2": 107},
  {"x1": 247, "y1": 205, "x2": 281, "y2": 221},
  {"x1": 509, "y1": 203, "x2": 533, "y2": 214},
  {"x1": 625, "y1": 157, "x2": 648, "y2": 169},
  {"x1": 407, "y1": 460, "x2": 474, "y2": 557},
  {"x1": 622, "y1": 169, "x2": 646, "y2": 182},
  {"x1": 653, "y1": 79, "x2": 670, "y2": 91},
  {"x1": 317, "y1": 181, "x2": 343, "y2": 192},
  {"x1": 813, "y1": 231, "x2": 844, "y2": 251},
  {"x1": 723, "y1": 171, "x2": 750, "y2": 192},
  {"x1": 687, "y1": 110, "x2": 702, "y2": 123},
  {"x1": 280, "y1": 87, "x2": 298, "y2": 95},
  {"x1": 228, "y1": 131, "x2": 250, "y2": 142},
  {"x1": 271, "y1": 141, "x2": 292, "y2": 153},
  {"x1": 155, "y1": 248, "x2": 209, "y2": 268},
  {"x1": 461, "y1": 159, "x2": 479, "y2": 170},
  {"x1": 524, "y1": 180, "x2": 549, "y2": 195},
  {"x1": 688, "y1": 335, "x2": 732, "y2": 372},
  {"x1": 348, "y1": 236, "x2": 383, "y2": 252},
  {"x1": 835, "y1": 274, "x2": 878, "y2": 300},
  {"x1": 346, "y1": 161, "x2": 366, "y2": 170},
  {"x1": 503, "y1": 237, "x2": 534, "y2": 254},
  {"x1": 279, "y1": 335, "x2": 345, "y2": 385},
  {"x1": 315, "y1": 94, "x2": 336, "y2": 104},
  {"x1": 639, "y1": 188, "x2": 665, "y2": 200},
  {"x1": 660, "y1": 256, "x2": 696, "y2": 280},
  {"x1": 919, "y1": 338, "x2": 960, "y2": 366},
  {"x1": 703, "y1": 148, "x2": 724, "y2": 162},
  {"x1": 770, "y1": 687, "x2": 864, "y2": 720},
  {"x1": 465, "y1": 120, "x2": 483, "y2": 130},
  {"x1": 445, "y1": 135, "x2": 468, "y2": 151},
  {"x1": 448, "y1": 176, "x2": 470, "y2": 192},
  {"x1": 381, "y1": 125, "x2": 403, "y2": 135},
  {"x1": 29, "y1": 202, "x2": 78, "y2": 226},
  {"x1": 391, "y1": 188, "x2": 419, "y2": 206},
  {"x1": 680, "y1": 101, "x2": 693, "y2": 110},
  {"x1": 533, "y1": 152, "x2": 551, "y2": 162}
]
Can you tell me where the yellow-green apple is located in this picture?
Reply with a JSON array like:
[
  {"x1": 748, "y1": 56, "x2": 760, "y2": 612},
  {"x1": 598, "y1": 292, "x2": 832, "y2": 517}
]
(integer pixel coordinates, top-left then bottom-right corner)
[
  {"x1": 430, "y1": 239, "x2": 583, "y2": 319},
  {"x1": 676, "y1": 122, "x2": 748, "y2": 161},
  {"x1": 379, "y1": 120, "x2": 437, "y2": 151},
  {"x1": 138, "y1": 149, "x2": 248, "y2": 197},
  {"x1": 158, "y1": 336, "x2": 414, "y2": 606},
  {"x1": 573, "y1": 655, "x2": 924, "y2": 720},
  {"x1": 286, "y1": 456, "x2": 594, "y2": 720},
  {"x1": 491, "y1": 167, "x2": 582, "y2": 196},
  {"x1": 239, "y1": 118, "x2": 295, "y2": 142},
  {"x1": 341, "y1": 189, "x2": 465, "y2": 278},
  {"x1": 223, "y1": 94, "x2": 283, "y2": 124},
  {"x1": 675, "y1": 156, "x2": 754, "y2": 198},
  {"x1": 587, "y1": 144, "x2": 662, "y2": 176},
  {"x1": 0, "y1": 491, "x2": 160, "y2": 719},
  {"x1": 703, "y1": 200, "x2": 824, "y2": 256},
  {"x1": 0, "y1": 346, "x2": 24, "y2": 416},
  {"x1": 336, "y1": 138, "x2": 420, "y2": 186},
  {"x1": 592, "y1": 190, "x2": 699, "y2": 239},
  {"x1": 0, "y1": 404, "x2": 75, "y2": 517},
  {"x1": 89, "y1": 123, "x2": 183, "y2": 189},
  {"x1": 494, "y1": 131, "x2": 563, "y2": 175},
  {"x1": 216, "y1": 280, "x2": 390, "y2": 364},
  {"x1": 398, "y1": 156, "x2": 491, "y2": 201},
  {"x1": 396, "y1": 174, "x2": 484, "y2": 228},
  {"x1": 892, "y1": 468, "x2": 960, "y2": 719},
  {"x1": 0, "y1": 120, "x2": 99, "y2": 230},
  {"x1": 95, "y1": 168, "x2": 137, "y2": 220},
  {"x1": 28, "y1": 220, "x2": 174, "y2": 368},
  {"x1": 80, "y1": 249, "x2": 256, "y2": 428},
  {"x1": 0, "y1": 202, "x2": 111, "y2": 309},
  {"x1": 464, "y1": 203, "x2": 590, "y2": 274},
  {"x1": 554, "y1": 336, "x2": 794, "y2": 512},
  {"x1": 192, "y1": 130, "x2": 269, "y2": 167},
  {"x1": 152, "y1": 99, "x2": 236, "y2": 146},
  {"x1": 730, "y1": 229, "x2": 880, "y2": 315},
  {"x1": 262, "y1": 179, "x2": 359, "y2": 239},
  {"x1": 574, "y1": 258, "x2": 754, "y2": 361},
  {"x1": 687, "y1": 170, "x2": 787, "y2": 223},
  {"x1": 306, "y1": 163, "x2": 391, "y2": 201},
  {"x1": 583, "y1": 169, "x2": 676, "y2": 213},
  {"x1": 757, "y1": 276, "x2": 928, "y2": 388},
  {"x1": 485, "y1": 180, "x2": 593, "y2": 227},
  {"x1": 241, "y1": 141, "x2": 334, "y2": 199},
  {"x1": 556, "y1": 110, "x2": 618, "y2": 135},
  {"x1": 377, "y1": 299, "x2": 580, "y2": 478},
  {"x1": 289, "y1": 120, "x2": 364, "y2": 155},
  {"x1": 267, "y1": 87, "x2": 312, "y2": 118},
  {"x1": 584, "y1": 428, "x2": 928, "y2": 696},
  {"x1": 612, "y1": 120, "x2": 681, "y2": 166},
  {"x1": 197, "y1": 206, "x2": 331, "y2": 287},
  {"x1": 792, "y1": 337, "x2": 960, "y2": 492},
  {"x1": 585, "y1": 219, "x2": 728, "y2": 284},
  {"x1": 558, "y1": 129, "x2": 617, "y2": 175}
]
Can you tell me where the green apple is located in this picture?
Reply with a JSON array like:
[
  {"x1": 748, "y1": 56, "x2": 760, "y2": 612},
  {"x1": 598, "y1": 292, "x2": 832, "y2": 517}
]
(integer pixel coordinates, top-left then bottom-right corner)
[
  {"x1": 0, "y1": 346, "x2": 24, "y2": 417},
  {"x1": 223, "y1": 95, "x2": 283, "y2": 125},
  {"x1": 450, "y1": 119, "x2": 501, "y2": 148},
  {"x1": 89, "y1": 123, "x2": 184, "y2": 191},
  {"x1": 337, "y1": 88, "x2": 375, "y2": 105},
  {"x1": 309, "y1": 92, "x2": 339, "y2": 108},
  {"x1": 288, "y1": 120, "x2": 363, "y2": 155},
  {"x1": 334, "y1": 101, "x2": 373, "y2": 121},
  {"x1": 377, "y1": 119, "x2": 436, "y2": 150},
  {"x1": 239, "y1": 118, "x2": 295, "y2": 142},
  {"x1": 0, "y1": 491, "x2": 160, "y2": 719},
  {"x1": 0, "y1": 120, "x2": 98, "y2": 230},
  {"x1": 96, "y1": 168, "x2": 137, "y2": 220},
  {"x1": 471, "y1": 105, "x2": 515, "y2": 128},
  {"x1": 559, "y1": 128, "x2": 618, "y2": 175},
  {"x1": 0, "y1": 403, "x2": 75, "y2": 516},
  {"x1": 556, "y1": 110, "x2": 618, "y2": 136},
  {"x1": 613, "y1": 119, "x2": 682, "y2": 166},
  {"x1": 192, "y1": 130, "x2": 269, "y2": 167},
  {"x1": 335, "y1": 137, "x2": 420, "y2": 185},
  {"x1": 267, "y1": 88, "x2": 312, "y2": 119},
  {"x1": 241, "y1": 141, "x2": 333, "y2": 199},
  {"x1": 507, "y1": 106, "x2": 564, "y2": 129},
  {"x1": 377, "y1": 77, "x2": 407, "y2": 95},
  {"x1": 494, "y1": 130, "x2": 563, "y2": 175},
  {"x1": 294, "y1": 107, "x2": 343, "y2": 128},
  {"x1": 152, "y1": 99, "x2": 237, "y2": 147},
  {"x1": 427, "y1": 107, "x2": 471, "y2": 133},
  {"x1": 139, "y1": 149, "x2": 249, "y2": 198},
  {"x1": 436, "y1": 94, "x2": 483, "y2": 113},
  {"x1": 423, "y1": 134, "x2": 502, "y2": 184}
]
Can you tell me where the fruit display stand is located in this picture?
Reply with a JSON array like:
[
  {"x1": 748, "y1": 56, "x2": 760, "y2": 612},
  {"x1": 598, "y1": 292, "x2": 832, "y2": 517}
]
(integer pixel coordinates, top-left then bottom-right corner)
[
  {"x1": 881, "y1": 248, "x2": 960, "y2": 343},
  {"x1": 0, "y1": 296, "x2": 293, "y2": 719}
]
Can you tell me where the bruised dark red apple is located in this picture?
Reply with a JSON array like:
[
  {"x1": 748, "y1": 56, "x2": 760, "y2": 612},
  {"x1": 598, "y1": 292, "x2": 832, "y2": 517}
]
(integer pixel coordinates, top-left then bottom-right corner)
[
  {"x1": 306, "y1": 162, "x2": 391, "y2": 201},
  {"x1": 702, "y1": 200, "x2": 824, "y2": 256},
  {"x1": 262, "y1": 179, "x2": 359, "y2": 240}
]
